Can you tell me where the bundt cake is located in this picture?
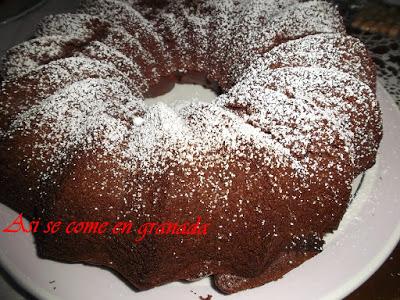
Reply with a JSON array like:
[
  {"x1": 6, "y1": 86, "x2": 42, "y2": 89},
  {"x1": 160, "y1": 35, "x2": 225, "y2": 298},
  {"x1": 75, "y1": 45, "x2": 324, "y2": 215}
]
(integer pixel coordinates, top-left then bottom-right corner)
[{"x1": 0, "y1": 0, "x2": 382, "y2": 294}]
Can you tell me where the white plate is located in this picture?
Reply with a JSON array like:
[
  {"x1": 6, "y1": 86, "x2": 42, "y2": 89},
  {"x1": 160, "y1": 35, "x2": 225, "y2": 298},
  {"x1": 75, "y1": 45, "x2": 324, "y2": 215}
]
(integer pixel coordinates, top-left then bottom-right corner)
[{"x1": 0, "y1": 82, "x2": 399, "y2": 300}]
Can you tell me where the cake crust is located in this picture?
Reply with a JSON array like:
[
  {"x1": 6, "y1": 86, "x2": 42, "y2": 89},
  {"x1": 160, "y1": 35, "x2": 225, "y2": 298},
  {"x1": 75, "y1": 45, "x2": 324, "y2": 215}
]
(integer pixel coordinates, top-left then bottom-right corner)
[{"x1": 0, "y1": 0, "x2": 382, "y2": 294}]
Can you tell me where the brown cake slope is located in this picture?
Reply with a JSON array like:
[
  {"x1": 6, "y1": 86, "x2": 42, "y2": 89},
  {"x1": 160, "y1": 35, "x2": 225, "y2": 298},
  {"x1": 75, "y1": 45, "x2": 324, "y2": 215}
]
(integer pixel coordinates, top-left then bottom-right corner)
[{"x1": 0, "y1": 0, "x2": 382, "y2": 294}]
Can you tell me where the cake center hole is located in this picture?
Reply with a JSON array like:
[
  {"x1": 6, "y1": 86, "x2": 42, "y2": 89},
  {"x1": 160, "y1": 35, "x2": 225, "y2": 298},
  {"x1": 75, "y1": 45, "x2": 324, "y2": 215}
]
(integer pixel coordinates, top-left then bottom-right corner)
[{"x1": 145, "y1": 83, "x2": 217, "y2": 109}]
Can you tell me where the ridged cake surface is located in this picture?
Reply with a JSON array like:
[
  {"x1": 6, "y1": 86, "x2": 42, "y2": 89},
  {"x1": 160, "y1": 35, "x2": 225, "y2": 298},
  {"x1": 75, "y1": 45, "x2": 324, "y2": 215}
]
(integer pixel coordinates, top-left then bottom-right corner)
[{"x1": 0, "y1": 0, "x2": 382, "y2": 294}]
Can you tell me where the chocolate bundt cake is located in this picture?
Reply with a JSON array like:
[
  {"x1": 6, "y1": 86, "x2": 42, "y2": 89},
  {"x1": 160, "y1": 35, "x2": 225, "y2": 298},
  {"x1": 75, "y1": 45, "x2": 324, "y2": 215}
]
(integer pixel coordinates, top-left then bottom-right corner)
[{"x1": 0, "y1": 0, "x2": 382, "y2": 294}]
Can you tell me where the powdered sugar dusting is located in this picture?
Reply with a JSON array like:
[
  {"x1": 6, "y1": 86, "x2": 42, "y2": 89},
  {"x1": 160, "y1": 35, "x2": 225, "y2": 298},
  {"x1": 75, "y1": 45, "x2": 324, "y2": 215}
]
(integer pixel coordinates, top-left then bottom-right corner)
[
  {"x1": 0, "y1": 0, "x2": 382, "y2": 229},
  {"x1": 6, "y1": 78, "x2": 143, "y2": 181},
  {"x1": 1, "y1": 35, "x2": 85, "y2": 78},
  {"x1": 35, "y1": 13, "x2": 107, "y2": 39},
  {"x1": 0, "y1": 0, "x2": 383, "y2": 293}
]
